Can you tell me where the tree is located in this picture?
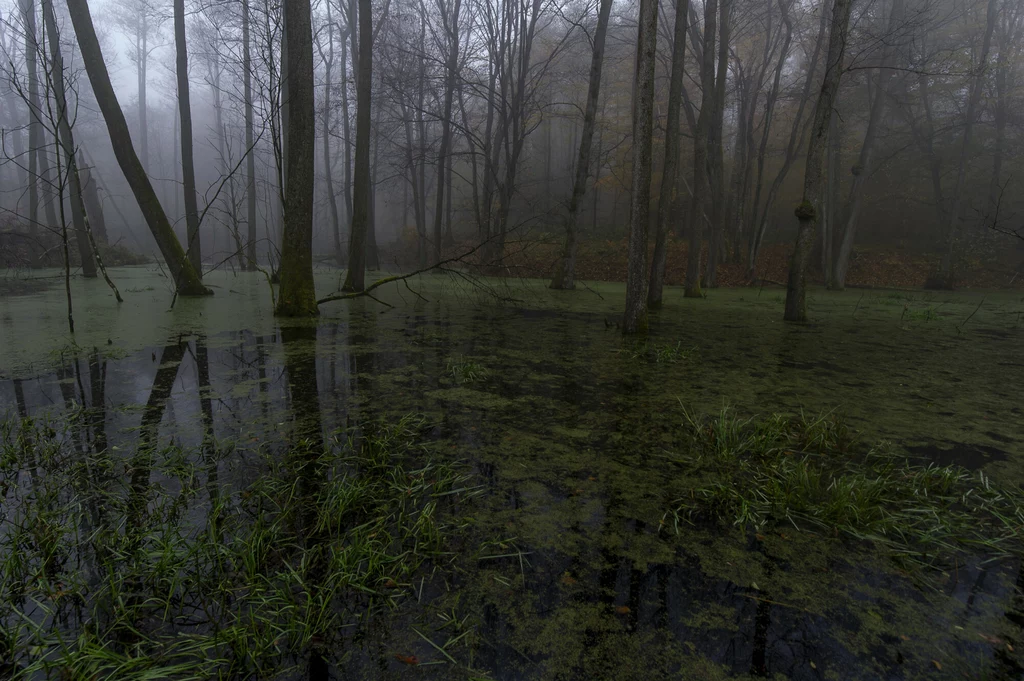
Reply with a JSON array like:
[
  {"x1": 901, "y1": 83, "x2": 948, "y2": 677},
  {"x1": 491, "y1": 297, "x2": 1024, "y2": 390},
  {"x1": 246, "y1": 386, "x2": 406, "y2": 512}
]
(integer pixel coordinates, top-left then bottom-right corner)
[
  {"x1": 65, "y1": 0, "x2": 210, "y2": 296},
  {"x1": 932, "y1": 0, "x2": 998, "y2": 288},
  {"x1": 647, "y1": 0, "x2": 688, "y2": 305},
  {"x1": 39, "y1": 0, "x2": 95, "y2": 279},
  {"x1": 684, "y1": 0, "x2": 718, "y2": 298},
  {"x1": 550, "y1": 0, "x2": 614, "y2": 291},
  {"x1": 429, "y1": 0, "x2": 462, "y2": 266},
  {"x1": 112, "y1": 0, "x2": 161, "y2": 173},
  {"x1": 274, "y1": 0, "x2": 318, "y2": 315},
  {"x1": 174, "y1": 0, "x2": 202, "y2": 275},
  {"x1": 783, "y1": 0, "x2": 855, "y2": 322},
  {"x1": 342, "y1": 0, "x2": 373, "y2": 292},
  {"x1": 242, "y1": 0, "x2": 258, "y2": 269},
  {"x1": 623, "y1": 0, "x2": 659, "y2": 334}
]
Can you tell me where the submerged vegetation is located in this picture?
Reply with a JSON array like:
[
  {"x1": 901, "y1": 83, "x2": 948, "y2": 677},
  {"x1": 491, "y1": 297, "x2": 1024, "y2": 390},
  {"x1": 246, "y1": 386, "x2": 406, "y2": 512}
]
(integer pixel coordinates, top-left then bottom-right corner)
[
  {"x1": 0, "y1": 413, "x2": 480, "y2": 678},
  {"x1": 668, "y1": 409, "x2": 1024, "y2": 569},
  {"x1": 1, "y1": 272, "x2": 1023, "y2": 678}
]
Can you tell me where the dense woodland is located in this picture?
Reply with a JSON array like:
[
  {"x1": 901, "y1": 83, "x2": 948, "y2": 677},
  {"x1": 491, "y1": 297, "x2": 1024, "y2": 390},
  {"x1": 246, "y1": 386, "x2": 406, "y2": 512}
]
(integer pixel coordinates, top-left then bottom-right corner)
[{"x1": 1, "y1": 0, "x2": 1023, "y2": 324}]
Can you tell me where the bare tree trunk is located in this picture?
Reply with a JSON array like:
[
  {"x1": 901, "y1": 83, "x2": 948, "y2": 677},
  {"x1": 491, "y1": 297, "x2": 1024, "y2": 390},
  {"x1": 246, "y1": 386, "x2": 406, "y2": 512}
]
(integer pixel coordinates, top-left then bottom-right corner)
[
  {"x1": 139, "y1": 14, "x2": 148, "y2": 173},
  {"x1": 822, "y1": 110, "x2": 839, "y2": 285},
  {"x1": 935, "y1": 0, "x2": 997, "y2": 287},
  {"x1": 685, "y1": 0, "x2": 717, "y2": 298},
  {"x1": 320, "y1": 5, "x2": 344, "y2": 266},
  {"x1": 20, "y1": 0, "x2": 39, "y2": 232},
  {"x1": 174, "y1": 0, "x2": 202, "y2": 276},
  {"x1": 550, "y1": 0, "x2": 614, "y2": 290},
  {"x1": 648, "y1": 0, "x2": 688, "y2": 305},
  {"x1": 831, "y1": 0, "x2": 901, "y2": 289},
  {"x1": 342, "y1": 0, "x2": 372, "y2": 292},
  {"x1": 41, "y1": 0, "x2": 95, "y2": 278},
  {"x1": 703, "y1": 0, "x2": 730, "y2": 289},
  {"x1": 623, "y1": 0, "x2": 659, "y2": 334},
  {"x1": 340, "y1": 27, "x2": 354, "y2": 251},
  {"x1": 783, "y1": 0, "x2": 854, "y2": 322},
  {"x1": 243, "y1": 0, "x2": 258, "y2": 270},
  {"x1": 431, "y1": 0, "x2": 463, "y2": 265},
  {"x1": 367, "y1": 103, "x2": 380, "y2": 270},
  {"x1": 275, "y1": 0, "x2": 318, "y2": 315},
  {"x1": 65, "y1": 0, "x2": 209, "y2": 295},
  {"x1": 747, "y1": 0, "x2": 821, "y2": 278}
]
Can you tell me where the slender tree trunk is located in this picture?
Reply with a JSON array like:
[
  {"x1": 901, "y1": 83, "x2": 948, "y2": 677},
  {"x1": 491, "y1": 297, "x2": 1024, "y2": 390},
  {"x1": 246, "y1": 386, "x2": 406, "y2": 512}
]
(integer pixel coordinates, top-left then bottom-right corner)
[
  {"x1": 783, "y1": 0, "x2": 854, "y2": 322},
  {"x1": 321, "y1": 7, "x2": 344, "y2": 266},
  {"x1": 747, "y1": 0, "x2": 822, "y2": 278},
  {"x1": 243, "y1": 0, "x2": 257, "y2": 270},
  {"x1": 139, "y1": 17, "x2": 148, "y2": 173},
  {"x1": 42, "y1": 0, "x2": 95, "y2": 278},
  {"x1": 275, "y1": 0, "x2": 318, "y2": 315},
  {"x1": 648, "y1": 0, "x2": 688, "y2": 305},
  {"x1": 367, "y1": 103, "x2": 380, "y2": 270},
  {"x1": 703, "y1": 0, "x2": 730, "y2": 288},
  {"x1": 935, "y1": 0, "x2": 997, "y2": 287},
  {"x1": 550, "y1": 0, "x2": 614, "y2": 290},
  {"x1": 174, "y1": 0, "x2": 202, "y2": 276},
  {"x1": 65, "y1": 0, "x2": 209, "y2": 295},
  {"x1": 342, "y1": 0, "x2": 372, "y2": 292},
  {"x1": 20, "y1": 0, "x2": 39, "y2": 233},
  {"x1": 431, "y1": 0, "x2": 463, "y2": 266},
  {"x1": 831, "y1": 0, "x2": 900, "y2": 289},
  {"x1": 685, "y1": 0, "x2": 717, "y2": 297},
  {"x1": 623, "y1": 0, "x2": 659, "y2": 334},
  {"x1": 339, "y1": 23, "x2": 355, "y2": 249}
]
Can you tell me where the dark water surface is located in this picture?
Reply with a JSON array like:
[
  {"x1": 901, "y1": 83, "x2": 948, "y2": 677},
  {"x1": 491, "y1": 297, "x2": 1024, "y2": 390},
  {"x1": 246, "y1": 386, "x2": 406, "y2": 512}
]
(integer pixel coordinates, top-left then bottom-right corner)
[{"x1": 1, "y1": 269, "x2": 1023, "y2": 679}]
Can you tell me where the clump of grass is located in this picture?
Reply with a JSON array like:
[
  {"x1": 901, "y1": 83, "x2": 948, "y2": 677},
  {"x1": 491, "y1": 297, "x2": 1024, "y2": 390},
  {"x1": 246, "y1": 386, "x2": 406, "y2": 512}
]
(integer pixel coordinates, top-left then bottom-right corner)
[
  {"x1": 626, "y1": 341, "x2": 697, "y2": 364},
  {"x1": 447, "y1": 355, "x2": 486, "y2": 383},
  {"x1": 667, "y1": 407, "x2": 1024, "y2": 569},
  {"x1": 901, "y1": 304, "x2": 941, "y2": 322},
  {"x1": 0, "y1": 413, "x2": 482, "y2": 679}
]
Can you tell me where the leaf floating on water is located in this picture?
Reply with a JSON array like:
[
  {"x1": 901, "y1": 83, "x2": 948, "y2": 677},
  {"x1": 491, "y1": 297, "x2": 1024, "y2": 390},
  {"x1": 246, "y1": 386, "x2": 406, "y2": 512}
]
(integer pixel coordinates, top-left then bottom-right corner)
[
  {"x1": 560, "y1": 572, "x2": 577, "y2": 585},
  {"x1": 931, "y1": 660, "x2": 942, "y2": 671},
  {"x1": 614, "y1": 605, "x2": 631, "y2": 615},
  {"x1": 809, "y1": 661, "x2": 816, "y2": 669},
  {"x1": 394, "y1": 654, "x2": 420, "y2": 665}
]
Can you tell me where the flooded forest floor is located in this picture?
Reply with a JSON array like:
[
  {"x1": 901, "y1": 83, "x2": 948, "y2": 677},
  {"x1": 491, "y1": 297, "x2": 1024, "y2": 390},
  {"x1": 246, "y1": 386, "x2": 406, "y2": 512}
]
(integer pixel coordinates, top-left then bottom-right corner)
[{"x1": 1, "y1": 266, "x2": 1023, "y2": 680}]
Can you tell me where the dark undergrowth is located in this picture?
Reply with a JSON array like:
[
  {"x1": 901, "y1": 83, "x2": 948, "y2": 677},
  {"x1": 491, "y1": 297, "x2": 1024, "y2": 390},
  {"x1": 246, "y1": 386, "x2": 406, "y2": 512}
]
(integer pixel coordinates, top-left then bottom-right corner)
[
  {"x1": 666, "y1": 408, "x2": 1024, "y2": 572},
  {"x1": 0, "y1": 413, "x2": 481, "y2": 679}
]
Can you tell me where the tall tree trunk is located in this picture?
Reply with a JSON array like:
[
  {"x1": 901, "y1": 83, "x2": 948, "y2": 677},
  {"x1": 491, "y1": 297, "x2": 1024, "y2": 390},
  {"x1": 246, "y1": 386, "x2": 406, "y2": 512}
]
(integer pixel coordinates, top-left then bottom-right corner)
[
  {"x1": 703, "y1": 0, "x2": 730, "y2": 288},
  {"x1": 822, "y1": 110, "x2": 839, "y2": 284},
  {"x1": 65, "y1": 0, "x2": 209, "y2": 295},
  {"x1": 41, "y1": 0, "x2": 95, "y2": 278},
  {"x1": 20, "y1": 0, "x2": 40, "y2": 233},
  {"x1": 783, "y1": 0, "x2": 854, "y2": 322},
  {"x1": 174, "y1": 0, "x2": 202, "y2": 276},
  {"x1": 550, "y1": 0, "x2": 614, "y2": 290},
  {"x1": 367, "y1": 103, "x2": 380, "y2": 270},
  {"x1": 685, "y1": 0, "x2": 717, "y2": 297},
  {"x1": 340, "y1": 28, "x2": 354, "y2": 255},
  {"x1": 275, "y1": 0, "x2": 318, "y2": 315},
  {"x1": 243, "y1": 0, "x2": 257, "y2": 270},
  {"x1": 431, "y1": 0, "x2": 463, "y2": 265},
  {"x1": 139, "y1": 15, "x2": 148, "y2": 173},
  {"x1": 748, "y1": 0, "x2": 821, "y2": 278},
  {"x1": 648, "y1": 0, "x2": 688, "y2": 305},
  {"x1": 831, "y1": 0, "x2": 901, "y2": 289},
  {"x1": 935, "y1": 0, "x2": 997, "y2": 287},
  {"x1": 622, "y1": 0, "x2": 659, "y2": 334},
  {"x1": 342, "y1": 0, "x2": 373, "y2": 292},
  {"x1": 321, "y1": 6, "x2": 344, "y2": 266}
]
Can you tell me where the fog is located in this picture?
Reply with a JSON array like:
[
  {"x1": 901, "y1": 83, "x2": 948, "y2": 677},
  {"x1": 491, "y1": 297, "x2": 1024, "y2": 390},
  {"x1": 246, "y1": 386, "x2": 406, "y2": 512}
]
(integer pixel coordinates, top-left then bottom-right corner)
[{"x1": 1, "y1": 0, "x2": 1022, "y2": 292}]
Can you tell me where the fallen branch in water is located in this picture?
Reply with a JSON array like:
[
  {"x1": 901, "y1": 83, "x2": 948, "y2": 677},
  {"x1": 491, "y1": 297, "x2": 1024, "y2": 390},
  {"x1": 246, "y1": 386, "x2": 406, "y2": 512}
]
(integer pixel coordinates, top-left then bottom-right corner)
[{"x1": 316, "y1": 238, "x2": 515, "y2": 306}]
